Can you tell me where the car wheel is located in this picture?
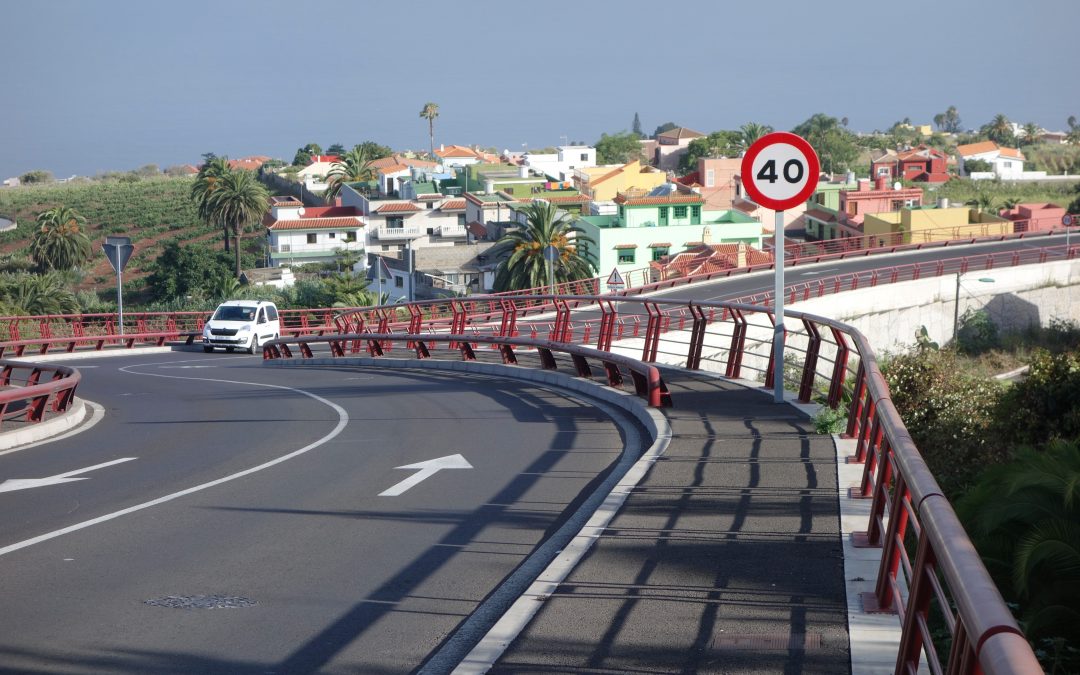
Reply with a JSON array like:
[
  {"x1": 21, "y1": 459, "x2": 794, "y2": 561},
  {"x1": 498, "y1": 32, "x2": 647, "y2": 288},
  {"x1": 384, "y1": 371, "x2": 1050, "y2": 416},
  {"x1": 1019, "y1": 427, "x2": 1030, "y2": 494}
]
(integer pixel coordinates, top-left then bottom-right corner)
[
  {"x1": 248, "y1": 336, "x2": 259, "y2": 355},
  {"x1": 203, "y1": 346, "x2": 214, "y2": 353}
]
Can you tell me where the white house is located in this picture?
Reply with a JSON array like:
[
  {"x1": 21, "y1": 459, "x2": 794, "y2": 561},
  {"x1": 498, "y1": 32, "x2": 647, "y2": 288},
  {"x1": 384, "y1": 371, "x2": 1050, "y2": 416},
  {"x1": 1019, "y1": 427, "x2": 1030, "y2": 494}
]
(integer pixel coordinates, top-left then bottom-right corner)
[
  {"x1": 522, "y1": 145, "x2": 598, "y2": 182},
  {"x1": 293, "y1": 154, "x2": 340, "y2": 192},
  {"x1": 262, "y1": 196, "x2": 366, "y2": 269},
  {"x1": 956, "y1": 141, "x2": 1027, "y2": 180}
]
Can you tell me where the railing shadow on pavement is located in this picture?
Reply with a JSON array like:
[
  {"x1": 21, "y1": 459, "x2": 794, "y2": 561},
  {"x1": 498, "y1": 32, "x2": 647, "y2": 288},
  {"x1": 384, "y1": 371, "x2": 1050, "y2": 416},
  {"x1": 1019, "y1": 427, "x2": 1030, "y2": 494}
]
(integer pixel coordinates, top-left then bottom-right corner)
[{"x1": 266, "y1": 291, "x2": 1044, "y2": 675}]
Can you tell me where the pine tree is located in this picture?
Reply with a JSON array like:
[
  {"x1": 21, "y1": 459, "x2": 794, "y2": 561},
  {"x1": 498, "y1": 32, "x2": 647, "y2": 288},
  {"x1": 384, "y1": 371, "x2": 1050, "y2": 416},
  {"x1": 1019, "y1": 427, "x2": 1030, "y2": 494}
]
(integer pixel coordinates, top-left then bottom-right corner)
[{"x1": 632, "y1": 112, "x2": 643, "y2": 138}]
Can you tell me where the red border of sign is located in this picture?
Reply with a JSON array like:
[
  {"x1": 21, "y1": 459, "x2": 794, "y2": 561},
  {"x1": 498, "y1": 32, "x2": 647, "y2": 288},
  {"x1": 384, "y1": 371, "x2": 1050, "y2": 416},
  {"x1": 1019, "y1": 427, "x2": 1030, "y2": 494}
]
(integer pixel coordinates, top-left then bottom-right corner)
[
  {"x1": 740, "y1": 132, "x2": 820, "y2": 211},
  {"x1": 1064, "y1": 214, "x2": 1075, "y2": 227}
]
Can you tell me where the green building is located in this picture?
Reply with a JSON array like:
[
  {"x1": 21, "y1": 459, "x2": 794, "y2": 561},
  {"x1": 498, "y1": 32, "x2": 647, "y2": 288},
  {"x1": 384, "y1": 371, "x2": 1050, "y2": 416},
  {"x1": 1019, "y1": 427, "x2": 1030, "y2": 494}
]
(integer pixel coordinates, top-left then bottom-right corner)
[{"x1": 575, "y1": 190, "x2": 764, "y2": 278}]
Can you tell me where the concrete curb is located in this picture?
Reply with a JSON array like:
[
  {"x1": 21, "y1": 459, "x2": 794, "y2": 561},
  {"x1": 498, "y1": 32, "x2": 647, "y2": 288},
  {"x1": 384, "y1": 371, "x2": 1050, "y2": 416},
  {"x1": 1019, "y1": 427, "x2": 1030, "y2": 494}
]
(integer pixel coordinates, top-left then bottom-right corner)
[{"x1": 0, "y1": 398, "x2": 88, "y2": 451}]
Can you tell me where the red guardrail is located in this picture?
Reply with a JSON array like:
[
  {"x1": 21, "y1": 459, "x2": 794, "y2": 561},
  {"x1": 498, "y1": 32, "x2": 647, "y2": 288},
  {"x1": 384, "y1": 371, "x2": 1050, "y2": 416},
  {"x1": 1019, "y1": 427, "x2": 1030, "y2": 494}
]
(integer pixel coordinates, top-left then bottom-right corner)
[
  {"x1": 0, "y1": 360, "x2": 81, "y2": 430},
  {"x1": 263, "y1": 333, "x2": 673, "y2": 408},
  {"x1": 266, "y1": 293, "x2": 1043, "y2": 675}
]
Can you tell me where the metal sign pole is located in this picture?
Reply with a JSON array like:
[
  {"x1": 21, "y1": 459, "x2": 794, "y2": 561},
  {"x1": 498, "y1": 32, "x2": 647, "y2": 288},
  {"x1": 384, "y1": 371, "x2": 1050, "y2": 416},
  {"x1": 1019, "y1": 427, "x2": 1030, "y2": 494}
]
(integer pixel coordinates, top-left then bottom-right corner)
[
  {"x1": 116, "y1": 265, "x2": 124, "y2": 336},
  {"x1": 773, "y1": 210, "x2": 785, "y2": 403}
]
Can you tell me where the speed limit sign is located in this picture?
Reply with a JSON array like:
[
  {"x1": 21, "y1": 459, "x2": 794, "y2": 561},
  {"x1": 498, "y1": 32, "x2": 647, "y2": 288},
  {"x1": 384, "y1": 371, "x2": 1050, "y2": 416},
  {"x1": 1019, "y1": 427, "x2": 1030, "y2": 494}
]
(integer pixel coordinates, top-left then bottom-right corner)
[{"x1": 740, "y1": 132, "x2": 820, "y2": 211}]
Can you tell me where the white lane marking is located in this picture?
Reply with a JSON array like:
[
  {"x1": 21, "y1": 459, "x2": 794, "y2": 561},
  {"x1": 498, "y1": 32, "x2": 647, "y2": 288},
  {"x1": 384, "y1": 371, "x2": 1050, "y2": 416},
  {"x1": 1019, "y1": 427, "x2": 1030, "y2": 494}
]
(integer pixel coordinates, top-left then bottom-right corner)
[
  {"x1": 0, "y1": 457, "x2": 137, "y2": 493},
  {"x1": 379, "y1": 454, "x2": 473, "y2": 497},
  {"x1": 0, "y1": 400, "x2": 106, "y2": 458},
  {"x1": 798, "y1": 267, "x2": 840, "y2": 276},
  {"x1": 0, "y1": 363, "x2": 348, "y2": 558}
]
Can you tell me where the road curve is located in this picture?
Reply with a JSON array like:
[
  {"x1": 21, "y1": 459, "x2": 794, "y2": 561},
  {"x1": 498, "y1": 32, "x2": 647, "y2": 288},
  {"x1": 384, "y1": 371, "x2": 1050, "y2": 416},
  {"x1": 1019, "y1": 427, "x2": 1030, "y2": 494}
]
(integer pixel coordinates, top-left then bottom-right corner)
[{"x1": 0, "y1": 350, "x2": 648, "y2": 674}]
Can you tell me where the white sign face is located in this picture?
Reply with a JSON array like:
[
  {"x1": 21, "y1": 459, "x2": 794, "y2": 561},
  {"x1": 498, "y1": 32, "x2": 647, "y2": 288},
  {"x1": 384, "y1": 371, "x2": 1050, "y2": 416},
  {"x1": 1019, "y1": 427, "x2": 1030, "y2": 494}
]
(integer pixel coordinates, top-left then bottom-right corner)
[
  {"x1": 749, "y1": 144, "x2": 810, "y2": 203},
  {"x1": 740, "y1": 132, "x2": 820, "y2": 212}
]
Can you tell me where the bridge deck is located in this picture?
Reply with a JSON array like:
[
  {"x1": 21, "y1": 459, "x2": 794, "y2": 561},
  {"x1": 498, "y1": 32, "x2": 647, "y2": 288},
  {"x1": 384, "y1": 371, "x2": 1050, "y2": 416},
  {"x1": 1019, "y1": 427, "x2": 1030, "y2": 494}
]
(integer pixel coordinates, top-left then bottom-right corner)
[{"x1": 491, "y1": 369, "x2": 853, "y2": 674}]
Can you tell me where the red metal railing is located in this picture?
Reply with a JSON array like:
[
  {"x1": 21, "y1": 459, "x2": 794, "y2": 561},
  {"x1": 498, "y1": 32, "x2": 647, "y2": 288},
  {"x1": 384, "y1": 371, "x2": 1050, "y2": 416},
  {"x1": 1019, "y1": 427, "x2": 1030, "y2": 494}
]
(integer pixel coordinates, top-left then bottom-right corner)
[
  {"x1": 263, "y1": 333, "x2": 672, "y2": 408},
  {"x1": 264, "y1": 293, "x2": 1043, "y2": 674},
  {"x1": 0, "y1": 360, "x2": 81, "y2": 430}
]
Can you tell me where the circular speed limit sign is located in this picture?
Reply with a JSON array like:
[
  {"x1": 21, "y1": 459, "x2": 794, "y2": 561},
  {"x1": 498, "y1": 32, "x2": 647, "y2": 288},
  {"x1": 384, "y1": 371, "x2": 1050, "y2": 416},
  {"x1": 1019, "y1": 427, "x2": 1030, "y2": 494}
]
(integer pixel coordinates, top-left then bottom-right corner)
[{"x1": 740, "y1": 132, "x2": 820, "y2": 211}]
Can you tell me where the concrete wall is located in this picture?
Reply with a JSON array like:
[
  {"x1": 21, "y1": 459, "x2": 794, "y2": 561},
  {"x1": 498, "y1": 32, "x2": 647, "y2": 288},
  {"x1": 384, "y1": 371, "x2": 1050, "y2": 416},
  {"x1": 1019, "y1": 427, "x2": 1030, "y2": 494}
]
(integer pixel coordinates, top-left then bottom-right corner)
[{"x1": 789, "y1": 259, "x2": 1080, "y2": 353}]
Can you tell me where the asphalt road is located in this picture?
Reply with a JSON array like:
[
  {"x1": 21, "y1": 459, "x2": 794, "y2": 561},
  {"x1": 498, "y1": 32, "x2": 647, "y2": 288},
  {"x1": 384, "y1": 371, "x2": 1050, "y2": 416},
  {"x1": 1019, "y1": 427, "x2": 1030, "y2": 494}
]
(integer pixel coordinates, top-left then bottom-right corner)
[{"x1": 0, "y1": 351, "x2": 646, "y2": 674}]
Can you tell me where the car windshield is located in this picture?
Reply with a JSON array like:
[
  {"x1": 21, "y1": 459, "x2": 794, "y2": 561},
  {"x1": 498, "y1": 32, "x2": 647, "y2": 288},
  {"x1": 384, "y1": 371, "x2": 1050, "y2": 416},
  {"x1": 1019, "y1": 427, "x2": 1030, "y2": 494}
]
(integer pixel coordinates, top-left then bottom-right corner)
[{"x1": 213, "y1": 306, "x2": 256, "y2": 322}]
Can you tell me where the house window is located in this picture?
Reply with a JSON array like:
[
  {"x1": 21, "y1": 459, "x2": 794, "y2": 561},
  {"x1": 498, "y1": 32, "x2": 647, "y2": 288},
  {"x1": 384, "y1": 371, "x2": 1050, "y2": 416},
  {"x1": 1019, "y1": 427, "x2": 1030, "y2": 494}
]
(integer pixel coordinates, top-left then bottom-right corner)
[
  {"x1": 617, "y1": 250, "x2": 636, "y2": 264},
  {"x1": 387, "y1": 216, "x2": 404, "y2": 229},
  {"x1": 307, "y1": 233, "x2": 317, "y2": 244},
  {"x1": 580, "y1": 153, "x2": 588, "y2": 161},
  {"x1": 691, "y1": 205, "x2": 700, "y2": 222},
  {"x1": 395, "y1": 276, "x2": 403, "y2": 288},
  {"x1": 457, "y1": 214, "x2": 466, "y2": 225},
  {"x1": 1003, "y1": 161, "x2": 1012, "y2": 168},
  {"x1": 674, "y1": 206, "x2": 688, "y2": 218},
  {"x1": 877, "y1": 166, "x2": 890, "y2": 176},
  {"x1": 344, "y1": 232, "x2": 356, "y2": 242},
  {"x1": 652, "y1": 247, "x2": 669, "y2": 261},
  {"x1": 328, "y1": 232, "x2": 336, "y2": 239},
  {"x1": 705, "y1": 169, "x2": 715, "y2": 188},
  {"x1": 426, "y1": 202, "x2": 434, "y2": 209},
  {"x1": 427, "y1": 227, "x2": 435, "y2": 235},
  {"x1": 382, "y1": 244, "x2": 391, "y2": 251},
  {"x1": 505, "y1": 187, "x2": 514, "y2": 194}
]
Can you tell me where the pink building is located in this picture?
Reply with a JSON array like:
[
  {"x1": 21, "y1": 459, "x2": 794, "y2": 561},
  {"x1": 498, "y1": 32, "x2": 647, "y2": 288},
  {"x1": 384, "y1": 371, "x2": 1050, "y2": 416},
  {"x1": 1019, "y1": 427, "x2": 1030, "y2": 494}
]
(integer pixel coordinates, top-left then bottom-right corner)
[
  {"x1": 998, "y1": 203, "x2": 1067, "y2": 233},
  {"x1": 677, "y1": 157, "x2": 741, "y2": 209},
  {"x1": 839, "y1": 176, "x2": 924, "y2": 227}
]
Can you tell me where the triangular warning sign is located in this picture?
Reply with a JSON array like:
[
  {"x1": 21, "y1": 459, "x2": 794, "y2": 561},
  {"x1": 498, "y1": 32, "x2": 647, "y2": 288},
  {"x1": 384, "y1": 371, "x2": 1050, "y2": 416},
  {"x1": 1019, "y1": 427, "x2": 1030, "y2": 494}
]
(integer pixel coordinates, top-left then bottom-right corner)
[{"x1": 606, "y1": 267, "x2": 625, "y2": 286}]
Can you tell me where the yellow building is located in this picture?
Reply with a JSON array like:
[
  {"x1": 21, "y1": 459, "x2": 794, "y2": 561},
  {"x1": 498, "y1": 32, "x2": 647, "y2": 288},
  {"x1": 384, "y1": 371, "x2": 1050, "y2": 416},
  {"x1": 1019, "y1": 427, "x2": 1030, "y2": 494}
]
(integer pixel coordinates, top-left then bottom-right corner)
[
  {"x1": 917, "y1": 124, "x2": 933, "y2": 137},
  {"x1": 574, "y1": 160, "x2": 667, "y2": 202},
  {"x1": 863, "y1": 206, "x2": 1011, "y2": 245}
]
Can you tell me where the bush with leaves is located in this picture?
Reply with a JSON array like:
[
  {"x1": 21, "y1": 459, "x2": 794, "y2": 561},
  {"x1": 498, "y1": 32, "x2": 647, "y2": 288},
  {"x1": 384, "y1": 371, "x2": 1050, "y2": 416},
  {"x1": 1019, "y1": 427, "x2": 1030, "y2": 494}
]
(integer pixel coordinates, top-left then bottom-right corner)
[
  {"x1": 881, "y1": 347, "x2": 1006, "y2": 494},
  {"x1": 992, "y1": 350, "x2": 1080, "y2": 449},
  {"x1": 955, "y1": 308, "x2": 999, "y2": 355}
]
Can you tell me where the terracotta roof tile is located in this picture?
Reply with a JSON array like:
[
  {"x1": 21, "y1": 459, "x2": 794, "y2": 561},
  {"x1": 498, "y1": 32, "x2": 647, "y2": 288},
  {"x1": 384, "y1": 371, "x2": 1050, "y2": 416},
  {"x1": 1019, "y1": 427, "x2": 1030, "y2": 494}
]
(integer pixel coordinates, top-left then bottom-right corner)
[
  {"x1": 614, "y1": 243, "x2": 638, "y2": 249},
  {"x1": 647, "y1": 242, "x2": 672, "y2": 248},
  {"x1": 614, "y1": 194, "x2": 703, "y2": 206},
  {"x1": 804, "y1": 208, "x2": 838, "y2": 222},
  {"x1": 999, "y1": 147, "x2": 1025, "y2": 160},
  {"x1": 440, "y1": 199, "x2": 467, "y2": 210},
  {"x1": 374, "y1": 202, "x2": 422, "y2": 213},
  {"x1": 266, "y1": 217, "x2": 365, "y2": 231},
  {"x1": 467, "y1": 222, "x2": 488, "y2": 237},
  {"x1": 956, "y1": 141, "x2": 999, "y2": 156}
]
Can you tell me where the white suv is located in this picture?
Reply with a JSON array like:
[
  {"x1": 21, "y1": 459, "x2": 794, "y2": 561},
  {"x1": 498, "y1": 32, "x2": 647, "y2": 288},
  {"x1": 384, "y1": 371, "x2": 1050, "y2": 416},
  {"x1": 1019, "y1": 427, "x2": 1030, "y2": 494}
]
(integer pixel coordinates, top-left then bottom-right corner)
[{"x1": 202, "y1": 300, "x2": 280, "y2": 354}]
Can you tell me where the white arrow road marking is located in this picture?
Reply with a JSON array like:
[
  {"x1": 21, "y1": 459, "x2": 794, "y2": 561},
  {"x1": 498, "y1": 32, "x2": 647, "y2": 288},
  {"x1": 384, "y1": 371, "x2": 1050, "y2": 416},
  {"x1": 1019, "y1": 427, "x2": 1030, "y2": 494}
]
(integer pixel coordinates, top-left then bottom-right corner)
[
  {"x1": 0, "y1": 457, "x2": 137, "y2": 494},
  {"x1": 379, "y1": 454, "x2": 473, "y2": 497}
]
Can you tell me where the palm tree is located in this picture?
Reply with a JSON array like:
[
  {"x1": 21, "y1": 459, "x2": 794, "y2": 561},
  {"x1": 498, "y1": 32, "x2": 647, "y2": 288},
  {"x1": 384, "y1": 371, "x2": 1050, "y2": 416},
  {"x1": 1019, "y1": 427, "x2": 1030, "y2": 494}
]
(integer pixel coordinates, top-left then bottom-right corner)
[
  {"x1": 191, "y1": 156, "x2": 233, "y2": 252},
  {"x1": 739, "y1": 122, "x2": 773, "y2": 149},
  {"x1": 323, "y1": 145, "x2": 376, "y2": 201},
  {"x1": 959, "y1": 441, "x2": 1080, "y2": 646},
  {"x1": 982, "y1": 114, "x2": 1014, "y2": 144},
  {"x1": 490, "y1": 200, "x2": 596, "y2": 292},
  {"x1": 1021, "y1": 122, "x2": 1041, "y2": 146},
  {"x1": 30, "y1": 206, "x2": 92, "y2": 272},
  {"x1": 419, "y1": 102, "x2": 439, "y2": 159},
  {"x1": 0, "y1": 271, "x2": 81, "y2": 315},
  {"x1": 206, "y1": 169, "x2": 269, "y2": 279}
]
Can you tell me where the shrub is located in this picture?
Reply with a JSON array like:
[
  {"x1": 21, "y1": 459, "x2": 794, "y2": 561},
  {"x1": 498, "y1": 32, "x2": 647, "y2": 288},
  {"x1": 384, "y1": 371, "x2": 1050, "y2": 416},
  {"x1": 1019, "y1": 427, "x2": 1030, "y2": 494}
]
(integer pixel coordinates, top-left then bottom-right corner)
[
  {"x1": 881, "y1": 348, "x2": 1006, "y2": 494},
  {"x1": 992, "y1": 350, "x2": 1080, "y2": 449},
  {"x1": 956, "y1": 308, "x2": 999, "y2": 355}
]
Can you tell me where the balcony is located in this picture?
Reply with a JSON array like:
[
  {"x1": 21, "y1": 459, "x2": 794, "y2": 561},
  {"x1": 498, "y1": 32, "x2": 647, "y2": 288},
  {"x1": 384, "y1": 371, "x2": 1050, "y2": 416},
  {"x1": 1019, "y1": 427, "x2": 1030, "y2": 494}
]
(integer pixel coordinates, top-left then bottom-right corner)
[
  {"x1": 435, "y1": 224, "x2": 468, "y2": 237},
  {"x1": 374, "y1": 225, "x2": 424, "y2": 239}
]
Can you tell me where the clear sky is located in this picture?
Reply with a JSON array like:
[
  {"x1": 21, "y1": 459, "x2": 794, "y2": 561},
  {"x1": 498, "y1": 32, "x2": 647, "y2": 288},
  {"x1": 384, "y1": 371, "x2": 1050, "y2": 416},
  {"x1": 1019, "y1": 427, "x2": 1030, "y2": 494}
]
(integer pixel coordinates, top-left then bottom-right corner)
[{"x1": 3, "y1": 0, "x2": 1079, "y2": 179}]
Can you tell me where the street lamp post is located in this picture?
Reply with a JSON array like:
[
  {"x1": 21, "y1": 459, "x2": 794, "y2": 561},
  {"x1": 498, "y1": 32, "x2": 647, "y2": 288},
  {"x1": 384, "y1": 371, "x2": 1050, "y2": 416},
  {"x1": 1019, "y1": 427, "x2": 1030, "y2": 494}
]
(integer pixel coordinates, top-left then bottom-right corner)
[{"x1": 953, "y1": 273, "x2": 995, "y2": 343}]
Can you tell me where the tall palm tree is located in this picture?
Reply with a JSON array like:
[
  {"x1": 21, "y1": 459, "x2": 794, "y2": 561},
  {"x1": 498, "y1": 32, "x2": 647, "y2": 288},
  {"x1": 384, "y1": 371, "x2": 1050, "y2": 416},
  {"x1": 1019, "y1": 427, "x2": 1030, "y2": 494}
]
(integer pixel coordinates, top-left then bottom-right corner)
[
  {"x1": 419, "y1": 102, "x2": 439, "y2": 159},
  {"x1": 1021, "y1": 122, "x2": 1041, "y2": 146},
  {"x1": 206, "y1": 169, "x2": 269, "y2": 279},
  {"x1": 323, "y1": 145, "x2": 377, "y2": 201},
  {"x1": 739, "y1": 122, "x2": 773, "y2": 149},
  {"x1": 982, "y1": 114, "x2": 1013, "y2": 144},
  {"x1": 491, "y1": 200, "x2": 596, "y2": 292},
  {"x1": 191, "y1": 156, "x2": 233, "y2": 252},
  {"x1": 30, "y1": 206, "x2": 92, "y2": 272}
]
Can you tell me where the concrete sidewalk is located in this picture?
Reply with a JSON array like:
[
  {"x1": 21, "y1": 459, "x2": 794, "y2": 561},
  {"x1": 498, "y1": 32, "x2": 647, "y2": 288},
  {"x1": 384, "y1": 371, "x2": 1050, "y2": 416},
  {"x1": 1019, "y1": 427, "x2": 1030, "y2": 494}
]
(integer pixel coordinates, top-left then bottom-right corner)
[{"x1": 484, "y1": 370, "x2": 860, "y2": 674}]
